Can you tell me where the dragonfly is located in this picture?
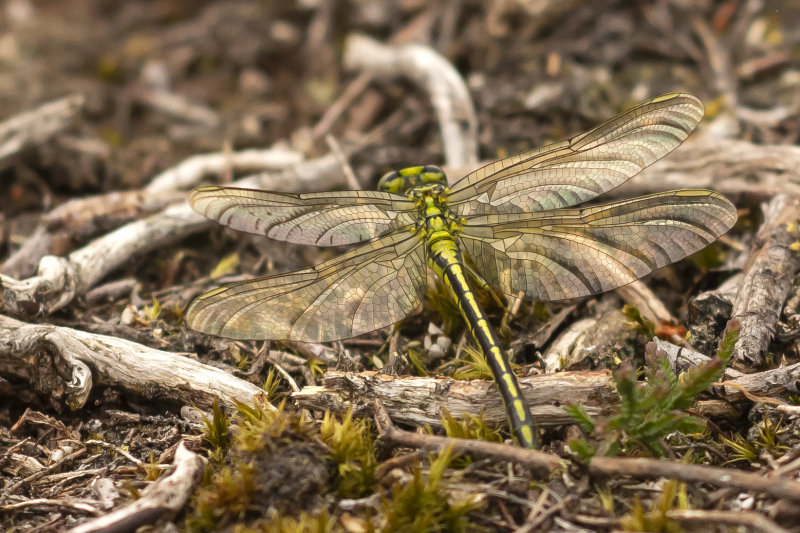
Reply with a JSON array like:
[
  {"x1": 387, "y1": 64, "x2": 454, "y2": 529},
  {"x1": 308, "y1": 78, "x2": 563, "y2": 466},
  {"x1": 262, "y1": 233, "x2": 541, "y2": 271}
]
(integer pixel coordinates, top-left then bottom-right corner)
[{"x1": 186, "y1": 93, "x2": 737, "y2": 449}]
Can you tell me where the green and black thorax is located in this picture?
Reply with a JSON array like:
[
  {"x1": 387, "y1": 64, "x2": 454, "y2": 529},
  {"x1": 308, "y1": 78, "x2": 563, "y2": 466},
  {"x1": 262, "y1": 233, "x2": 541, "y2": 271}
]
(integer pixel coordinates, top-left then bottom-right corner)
[{"x1": 378, "y1": 165, "x2": 467, "y2": 269}]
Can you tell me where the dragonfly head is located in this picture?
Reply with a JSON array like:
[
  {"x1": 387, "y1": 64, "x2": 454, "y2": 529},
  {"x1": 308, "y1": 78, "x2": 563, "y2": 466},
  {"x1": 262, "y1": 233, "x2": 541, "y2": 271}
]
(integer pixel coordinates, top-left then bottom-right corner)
[{"x1": 377, "y1": 165, "x2": 446, "y2": 194}]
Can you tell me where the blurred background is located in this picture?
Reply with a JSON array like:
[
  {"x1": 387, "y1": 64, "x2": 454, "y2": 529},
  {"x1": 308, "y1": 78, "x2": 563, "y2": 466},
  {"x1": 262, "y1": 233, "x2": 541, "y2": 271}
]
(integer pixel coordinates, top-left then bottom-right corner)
[{"x1": 1, "y1": 0, "x2": 796, "y2": 199}]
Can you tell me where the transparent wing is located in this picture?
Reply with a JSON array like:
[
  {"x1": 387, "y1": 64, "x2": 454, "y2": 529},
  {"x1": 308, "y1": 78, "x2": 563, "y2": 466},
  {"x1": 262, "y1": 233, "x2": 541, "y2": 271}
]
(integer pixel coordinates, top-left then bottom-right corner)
[
  {"x1": 458, "y1": 189, "x2": 736, "y2": 301},
  {"x1": 448, "y1": 93, "x2": 704, "y2": 216},
  {"x1": 190, "y1": 186, "x2": 417, "y2": 246},
  {"x1": 185, "y1": 232, "x2": 427, "y2": 342}
]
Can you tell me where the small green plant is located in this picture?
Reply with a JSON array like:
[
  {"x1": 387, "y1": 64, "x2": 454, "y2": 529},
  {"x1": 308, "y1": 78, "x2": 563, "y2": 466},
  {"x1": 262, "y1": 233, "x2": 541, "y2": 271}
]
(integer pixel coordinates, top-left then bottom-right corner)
[
  {"x1": 719, "y1": 433, "x2": 757, "y2": 465},
  {"x1": 378, "y1": 447, "x2": 481, "y2": 532},
  {"x1": 201, "y1": 398, "x2": 231, "y2": 463},
  {"x1": 246, "y1": 510, "x2": 338, "y2": 533},
  {"x1": 406, "y1": 346, "x2": 429, "y2": 376},
  {"x1": 143, "y1": 452, "x2": 163, "y2": 481},
  {"x1": 619, "y1": 479, "x2": 686, "y2": 532},
  {"x1": 567, "y1": 324, "x2": 739, "y2": 458},
  {"x1": 144, "y1": 295, "x2": 161, "y2": 321},
  {"x1": 233, "y1": 400, "x2": 318, "y2": 453},
  {"x1": 621, "y1": 305, "x2": 655, "y2": 337},
  {"x1": 188, "y1": 402, "x2": 327, "y2": 532},
  {"x1": 450, "y1": 345, "x2": 495, "y2": 381},
  {"x1": 262, "y1": 368, "x2": 282, "y2": 403},
  {"x1": 189, "y1": 464, "x2": 256, "y2": 530},
  {"x1": 306, "y1": 358, "x2": 326, "y2": 379},
  {"x1": 319, "y1": 410, "x2": 377, "y2": 498},
  {"x1": 439, "y1": 409, "x2": 504, "y2": 444},
  {"x1": 210, "y1": 252, "x2": 240, "y2": 279},
  {"x1": 756, "y1": 416, "x2": 789, "y2": 456}
]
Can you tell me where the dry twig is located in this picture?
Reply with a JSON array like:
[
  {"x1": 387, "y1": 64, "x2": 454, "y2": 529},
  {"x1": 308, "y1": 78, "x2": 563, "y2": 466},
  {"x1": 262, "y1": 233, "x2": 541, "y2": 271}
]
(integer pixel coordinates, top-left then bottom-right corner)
[
  {"x1": 0, "y1": 155, "x2": 344, "y2": 317},
  {"x1": 0, "y1": 314, "x2": 272, "y2": 412},
  {"x1": 68, "y1": 442, "x2": 204, "y2": 533},
  {"x1": 726, "y1": 194, "x2": 800, "y2": 365},
  {"x1": 0, "y1": 94, "x2": 84, "y2": 162},
  {"x1": 343, "y1": 34, "x2": 478, "y2": 168},
  {"x1": 292, "y1": 369, "x2": 618, "y2": 429}
]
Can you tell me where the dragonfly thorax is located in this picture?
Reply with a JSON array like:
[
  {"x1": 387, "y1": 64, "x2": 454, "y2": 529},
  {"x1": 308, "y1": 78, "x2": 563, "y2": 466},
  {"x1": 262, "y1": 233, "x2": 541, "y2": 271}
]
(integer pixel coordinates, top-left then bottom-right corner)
[{"x1": 377, "y1": 165, "x2": 447, "y2": 194}]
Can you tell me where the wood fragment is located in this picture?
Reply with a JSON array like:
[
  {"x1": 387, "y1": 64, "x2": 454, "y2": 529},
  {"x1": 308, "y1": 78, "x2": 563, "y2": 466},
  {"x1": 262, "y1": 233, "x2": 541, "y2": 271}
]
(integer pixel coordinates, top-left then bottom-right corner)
[
  {"x1": 343, "y1": 34, "x2": 478, "y2": 168},
  {"x1": 542, "y1": 305, "x2": 635, "y2": 372},
  {"x1": 68, "y1": 442, "x2": 204, "y2": 533},
  {"x1": 292, "y1": 369, "x2": 618, "y2": 429},
  {"x1": 0, "y1": 314, "x2": 272, "y2": 412},
  {"x1": 0, "y1": 155, "x2": 344, "y2": 317},
  {"x1": 0, "y1": 94, "x2": 84, "y2": 162},
  {"x1": 726, "y1": 194, "x2": 800, "y2": 366}
]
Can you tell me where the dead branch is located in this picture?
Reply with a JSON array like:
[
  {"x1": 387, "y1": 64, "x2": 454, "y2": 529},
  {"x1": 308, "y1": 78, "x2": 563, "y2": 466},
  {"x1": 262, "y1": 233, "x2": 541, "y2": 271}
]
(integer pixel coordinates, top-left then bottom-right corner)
[
  {"x1": 343, "y1": 33, "x2": 478, "y2": 168},
  {"x1": 0, "y1": 202, "x2": 208, "y2": 317},
  {"x1": 0, "y1": 314, "x2": 272, "y2": 412},
  {"x1": 68, "y1": 442, "x2": 204, "y2": 533},
  {"x1": 727, "y1": 194, "x2": 800, "y2": 366},
  {"x1": 132, "y1": 86, "x2": 221, "y2": 128},
  {"x1": 589, "y1": 455, "x2": 800, "y2": 503},
  {"x1": 2, "y1": 190, "x2": 186, "y2": 279},
  {"x1": 382, "y1": 427, "x2": 800, "y2": 503},
  {"x1": 666, "y1": 509, "x2": 789, "y2": 533},
  {"x1": 0, "y1": 94, "x2": 84, "y2": 162},
  {"x1": 0, "y1": 155, "x2": 343, "y2": 317},
  {"x1": 381, "y1": 427, "x2": 561, "y2": 478},
  {"x1": 292, "y1": 369, "x2": 619, "y2": 429},
  {"x1": 145, "y1": 147, "x2": 303, "y2": 192},
  {"x1": 1, "y1": 145, "x2": 304, "y2": 277},
  {"x1": 652, "y1": 337, "x2": 800, "y2": 401}
]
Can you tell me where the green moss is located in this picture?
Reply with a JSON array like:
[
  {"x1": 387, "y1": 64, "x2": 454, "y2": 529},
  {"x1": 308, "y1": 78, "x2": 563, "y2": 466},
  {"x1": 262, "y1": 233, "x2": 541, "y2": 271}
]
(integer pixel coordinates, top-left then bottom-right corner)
[
  {"x1": 187, "y1": 402, "x2": 330, "y2": 532},
  {"x1": 262, "y1": 368, "x2": 282, "y2": 404},
  {"x1": 201, "y1": 398, "x2": 231, "y2": 464},
  {"x1": 450, "y1": 345, "x2": 494, "y2": 381},
  {"x1": 621, "y1": 304, "x2": 655, "y2": 338},
  {"x1": 439, "y1": 410, "x2": 503, "y2": 444},
  {"x1": 619, "y1": 479, "x2": 686, "y2": 532},
  {"x1": 377, "y1": 448, "x2": 481, "y2": 533},
  {"x1": 320, "y1": 410, "x2": 377, "y2": 498}
]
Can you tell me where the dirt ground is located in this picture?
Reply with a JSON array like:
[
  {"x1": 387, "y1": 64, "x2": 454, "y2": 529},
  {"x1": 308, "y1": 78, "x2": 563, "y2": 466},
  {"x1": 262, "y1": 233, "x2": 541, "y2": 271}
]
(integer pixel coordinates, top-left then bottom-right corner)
[{"x1": 2, "y1": 1, "x2": 800, "y2": 531}]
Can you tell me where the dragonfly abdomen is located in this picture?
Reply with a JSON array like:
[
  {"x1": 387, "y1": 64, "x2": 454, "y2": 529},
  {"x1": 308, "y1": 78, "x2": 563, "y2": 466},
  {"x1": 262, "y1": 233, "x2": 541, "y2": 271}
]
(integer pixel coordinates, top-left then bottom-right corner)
[{"x1": 427, "y1": 234, "x2": 538, "y2": 448}]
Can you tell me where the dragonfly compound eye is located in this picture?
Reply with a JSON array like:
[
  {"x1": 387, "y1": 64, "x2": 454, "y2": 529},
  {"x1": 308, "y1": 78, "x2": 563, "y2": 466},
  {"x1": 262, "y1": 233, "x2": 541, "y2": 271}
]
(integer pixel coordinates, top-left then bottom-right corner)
[{"x1": 377, "y1": 169, "x2": 402, "y2": 193}]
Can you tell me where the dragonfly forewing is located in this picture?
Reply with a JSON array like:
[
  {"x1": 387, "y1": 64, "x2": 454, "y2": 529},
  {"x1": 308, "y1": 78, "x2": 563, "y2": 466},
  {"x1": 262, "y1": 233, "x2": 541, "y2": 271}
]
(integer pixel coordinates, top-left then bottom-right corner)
[
  {"x1": 190, "y1": 187, "x2": 416, "y2": 246},
  {"x1": 448, "y1": 93, "x2": 704, "y2": 216}
]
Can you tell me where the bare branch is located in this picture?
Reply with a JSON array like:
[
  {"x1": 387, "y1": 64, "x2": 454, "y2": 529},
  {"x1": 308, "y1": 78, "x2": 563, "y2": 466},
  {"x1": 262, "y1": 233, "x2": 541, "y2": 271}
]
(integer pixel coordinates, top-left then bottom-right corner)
[
  {"x1": 0, "y1": 94, "x2": 84, "y2": 162},
  {"x1": 0, "y1": 314, "x2": 272, "y2": 412},
  {"x1": 727, "y1": 195, "x2": 800, "y2": 365},
  {"x1": 293, "y1": 369, "x2": 618, "y2": 429},
  {"x1": 68, "y1": 443, "x2": 204, "y2": 533},
  {"x1": 344, "y1": 34, "x2": 478, "y2": 168}
]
